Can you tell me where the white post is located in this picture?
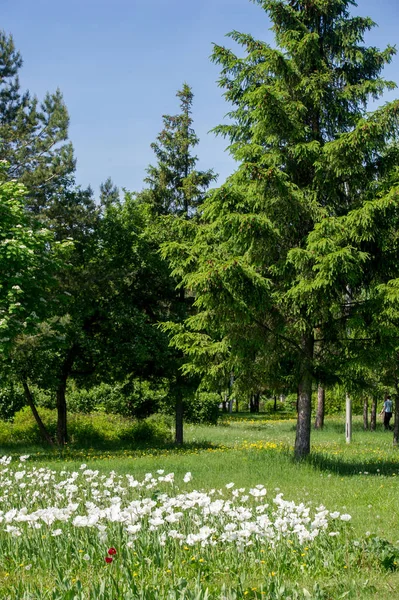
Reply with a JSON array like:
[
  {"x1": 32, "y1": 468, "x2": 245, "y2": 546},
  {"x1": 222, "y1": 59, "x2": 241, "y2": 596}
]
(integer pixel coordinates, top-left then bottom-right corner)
[
  {"x1": 346, "y1": 393, "x2": 352, "y2": 443},
  {"x1": 229, "y1": 372, "x2": 234, "y2": 414}
]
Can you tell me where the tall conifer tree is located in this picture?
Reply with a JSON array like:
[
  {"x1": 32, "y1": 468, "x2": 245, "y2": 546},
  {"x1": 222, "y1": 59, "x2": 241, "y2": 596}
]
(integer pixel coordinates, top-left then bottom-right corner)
[
  {"x1": 163, "y1": 0, "x2": 399, "y2": 457},
  {"x1": 145, "y1": 83, "x2": 215, "y2": 218},
  {"x1": 145, "y1": 84, "x2": 216, "y2": 443}
]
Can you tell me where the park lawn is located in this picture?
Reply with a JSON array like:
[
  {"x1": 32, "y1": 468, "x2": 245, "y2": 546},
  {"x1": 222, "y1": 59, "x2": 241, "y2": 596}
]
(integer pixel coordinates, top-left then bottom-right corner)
[{"x1": 1, "y1": 414, "x2": 399, "y2": 598}]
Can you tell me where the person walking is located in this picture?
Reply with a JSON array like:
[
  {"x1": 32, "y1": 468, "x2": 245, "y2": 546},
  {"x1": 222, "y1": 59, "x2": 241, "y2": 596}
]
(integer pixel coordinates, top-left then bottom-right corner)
[{"x1": 381, "y1": 395, "x2": 393, "y2": 431}]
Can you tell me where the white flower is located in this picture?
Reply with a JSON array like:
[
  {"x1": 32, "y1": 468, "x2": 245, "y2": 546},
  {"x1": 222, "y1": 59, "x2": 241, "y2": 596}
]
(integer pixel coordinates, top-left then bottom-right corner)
[
  {"x1": 83, "y1": 554, "x2": 90, "y2": 561},
  {"x1": 249, "y1": 487, "x2": 266, "y2": 498},
  {"x1": 183, "y1": 472, "x2": 192, "y2": 483},
  {"x1": 225, "y1": 482, "x2": 235, "y2": 489},
  {"x1": 51, "y1": 529, "x2": 63, "y2": 536},
  {"x1": 340, "y1": 514, "x2": 351, "y2": 522},
  {"x1": 5, "y1": 525, "x2": 21, "y2": 536}
]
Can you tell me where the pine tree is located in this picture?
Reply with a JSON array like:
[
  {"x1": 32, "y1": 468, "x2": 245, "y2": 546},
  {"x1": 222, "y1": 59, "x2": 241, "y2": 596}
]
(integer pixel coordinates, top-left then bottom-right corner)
[
  {"x1": 163, "y1": 0, "x2": 399, "y2": 457},
  {"x1": 0, "y1": 30, "x2": 75, "y2": 212}
]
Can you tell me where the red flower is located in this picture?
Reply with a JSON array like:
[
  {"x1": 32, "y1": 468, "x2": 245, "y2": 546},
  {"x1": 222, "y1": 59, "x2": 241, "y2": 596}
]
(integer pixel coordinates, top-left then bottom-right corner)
[
  {"x1": 105, "y1": 556, "x2": 113, "y2": 564},
  {"x1": 108, "y1": 547, "x2": 117, "y2": 556}
]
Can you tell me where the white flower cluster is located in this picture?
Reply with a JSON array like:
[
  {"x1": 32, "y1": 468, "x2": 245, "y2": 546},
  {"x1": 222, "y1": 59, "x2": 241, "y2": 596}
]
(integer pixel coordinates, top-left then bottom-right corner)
[{"x1": 0, "y1": 456, "x2": 351, "y2": 550}]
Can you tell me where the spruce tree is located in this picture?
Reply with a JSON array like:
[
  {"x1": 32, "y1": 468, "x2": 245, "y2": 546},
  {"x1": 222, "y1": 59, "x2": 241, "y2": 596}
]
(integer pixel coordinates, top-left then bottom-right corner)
[
  {"x1": 100, "y1": 177, "x2": 120, "y2": 208},
  {"x1": 144, "y1": 84, "x2": 216, "y2": 444},
  {"x1": 163, "y1": 0, "x2": 398, "y2": 457},
  {"x1": 145, "y1": 83, "x2": 215, "y2": 218}
]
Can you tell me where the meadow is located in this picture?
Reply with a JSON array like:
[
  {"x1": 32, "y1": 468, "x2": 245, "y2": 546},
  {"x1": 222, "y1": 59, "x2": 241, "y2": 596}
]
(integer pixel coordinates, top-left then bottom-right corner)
[{"x1": 1, "y1": 413, "x2": 399, "y2": 599}]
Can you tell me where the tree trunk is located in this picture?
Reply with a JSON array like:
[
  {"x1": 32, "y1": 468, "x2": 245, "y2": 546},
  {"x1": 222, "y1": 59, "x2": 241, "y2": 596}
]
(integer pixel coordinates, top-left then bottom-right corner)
[
  {"x1": 294, "y1": 334, "x2": 314, "y2": 459},
  {"x1": 250, "y1": 393, "x2": 260, "y2": 413},
  {"x1": 393, "y1": 386, "x2": 399, "y2": 446},
  {"x1": 56, "y1": 383, "x2": 68, "y2": 446},
  {"x1": 21, "y1": 379, "x2": 54, "y2": 445},
  {"x1": 56, "y1": 346, "x2": 77, "y2": 446},
  {"x1": 175, "y1": 393, "x2": 184, "y2": 445},
  {"x1": 345, "y1": 392, "x2": 352, "y2": 443},
  {"x1": 314, "y1": 385, "x2": 325, "y2": 430},
  {"x1": 273, "y1": 395, "x2": 277, "y2": 412},
  {"x1": 363, "y1": 398, "x2": 369, "y2": 431},
  {"x1": 370, "y1": 398, "x2": 377, "y2": 431}
]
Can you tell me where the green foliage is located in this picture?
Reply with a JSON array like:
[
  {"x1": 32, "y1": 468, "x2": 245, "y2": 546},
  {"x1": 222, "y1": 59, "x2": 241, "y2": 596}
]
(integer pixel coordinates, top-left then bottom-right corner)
[
  {"x1": 363, "y1": 536, "x2": 399, "y2": 572},
  {"x1": 67, "y1": 380, "x2": 168, "y2": 419},
  {"x1": 99, "y1": 177, "x2": 119, "y2": 208},
  {"x1": 144, "y1": 83, "x2": 216, "y2": 217},
  {"x1": 162, "y1": 0, "x2": 399, "y2": 457},
  {"x1": 9, "y1": 406, "x2": 58, "y2": 444},
  {"x1": 323, "y1": 386, "x2": 365, "y2": 415},
  {"x1": 263, "y1": 398, "x2": 295, "y2": 416},
  {"x1": 0, "y1": 407, "x2": 172, "y2": 447},
  {"x1": 0, "y1": 30, "x2": 75, "y2": 209},
  {"x1": 0, "y1": 170, "x2": 71, "y2": 357},
  {"x1": 0, "y1": 383, "x2": 25, "y2": 420},
  {"x1": 184, "y1": 391, "x2": 221, "y2": 424}
]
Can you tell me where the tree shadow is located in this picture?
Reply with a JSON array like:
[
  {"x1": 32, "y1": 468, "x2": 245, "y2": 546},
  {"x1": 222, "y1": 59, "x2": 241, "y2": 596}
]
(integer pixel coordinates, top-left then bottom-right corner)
[
  {"x1": 0, "y1": 440, "x2": 221, "y2": 463},
  {"x1": 302, "y1": 450, "x2": 399, "y2": 476}
]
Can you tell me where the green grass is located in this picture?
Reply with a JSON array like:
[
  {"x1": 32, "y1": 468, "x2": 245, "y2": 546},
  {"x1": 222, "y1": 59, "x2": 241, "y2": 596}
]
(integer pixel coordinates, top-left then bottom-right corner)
[{"x1": 2, "y1": 413, "x2": 399, "y2": 598}]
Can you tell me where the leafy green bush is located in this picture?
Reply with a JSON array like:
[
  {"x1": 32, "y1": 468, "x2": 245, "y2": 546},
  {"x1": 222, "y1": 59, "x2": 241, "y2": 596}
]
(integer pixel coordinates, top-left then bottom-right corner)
[
  {"x1": 0, "y1": 408, "x2": 172, "y2": 447},
  {"x1": 12, "y1": 406, "x2": 57, "y2": 443},
  {"x1": 184, "y1": 391, "x2": 221, "y2": 424},
  {"x1": 67, "y1": 384, "x2": 122, "y2": 414},
  {"x1": 67, "y1": 380, "x2": 168, "y2": 419}
]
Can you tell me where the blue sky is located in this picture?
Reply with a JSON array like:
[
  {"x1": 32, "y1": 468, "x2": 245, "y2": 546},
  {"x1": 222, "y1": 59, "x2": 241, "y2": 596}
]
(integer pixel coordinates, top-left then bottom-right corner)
[{"x1": 3, "y1": 0, "x2": 399, "y2": 197}]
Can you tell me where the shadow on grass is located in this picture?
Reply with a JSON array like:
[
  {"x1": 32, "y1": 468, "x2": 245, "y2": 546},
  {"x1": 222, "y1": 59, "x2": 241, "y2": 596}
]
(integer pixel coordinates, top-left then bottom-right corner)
[
  {"x1": 298, "y1": 449, "x2": 399, "y2": 477},
  {"x1": 0, "y1": 440, "x2": 221, "y2": 463}
]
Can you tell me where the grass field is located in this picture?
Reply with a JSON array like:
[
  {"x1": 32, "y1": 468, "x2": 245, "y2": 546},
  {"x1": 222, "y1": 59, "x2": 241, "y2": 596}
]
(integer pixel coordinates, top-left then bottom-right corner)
[{"x1": 1, "y1": 413, "x2": 399, "y2": 599}]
